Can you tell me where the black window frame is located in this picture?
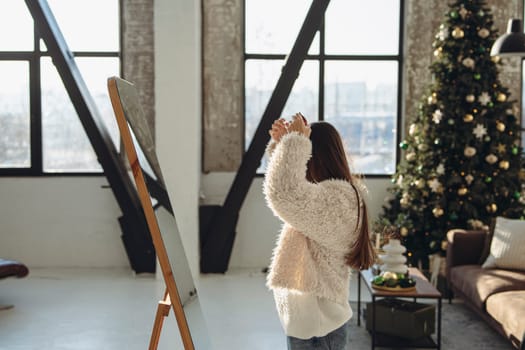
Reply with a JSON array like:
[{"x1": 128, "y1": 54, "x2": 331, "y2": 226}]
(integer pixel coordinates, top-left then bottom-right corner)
[
  {"x1": 243, "y1": 0, "x2": 405, "y2": 178},
  {"x1": 0, "y1": 3, "x2": 121, "y2": 177}
]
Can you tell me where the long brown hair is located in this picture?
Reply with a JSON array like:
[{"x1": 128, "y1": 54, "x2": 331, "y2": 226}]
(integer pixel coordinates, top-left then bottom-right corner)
[{"x1": 306, "y1": 122, "x2": 376, "y2": 270}]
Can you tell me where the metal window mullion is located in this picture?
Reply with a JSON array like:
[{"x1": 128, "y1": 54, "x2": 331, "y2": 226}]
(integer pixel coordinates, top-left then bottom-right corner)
[
  {"x1": 30, "y1": 27, "x2": 43, "y2": 175},
  {"x1": 244, "y1": 53, "x2": 287, "y2": 60},
  {"x1": 29, "y1": 52, "x2": 42, "y2": 174},
  {"x1": 40, "y1": 51, "x2": 119, "y2": 58},
  {"x1": 322, "y1": 54, "x2": 400, "y2": 60},
  {"x1": 0, "y1": 52, "x2": 34, "y2": 59},
  {"x1": 395, "y1": 0, "x2": 405, "y2": 171},
  {"x1": 319, "y1": 14, "x2": 325, "y2": 121}
]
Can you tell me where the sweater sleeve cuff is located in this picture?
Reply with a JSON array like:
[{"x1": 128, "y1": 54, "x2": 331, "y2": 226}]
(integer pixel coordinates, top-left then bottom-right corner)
[{"x1": 278, "y1": 132, "x2": 311, "y2": 157}]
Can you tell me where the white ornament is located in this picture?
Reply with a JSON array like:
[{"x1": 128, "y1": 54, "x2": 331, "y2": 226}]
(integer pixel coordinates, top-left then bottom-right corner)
[
  {"x1": 432, "y1": 109, "x2": 443, "y2": 124},
  {"x1": 428, "y1": 178, "x2": 443, "y2": 193},
  {"x1": 406, "y1": 152, "x2": 416, "y2": 162},
  {"x1": 464, "y1": 146, "x2": 477, "y2": 157},
  {"x1": 436, "y1": 163, "x2": 445, "y2": 175},
  {"x1": 485, "y1": 154, "x2": 498, "y2": 164},
  {"x1": 462, "y1": 57, "x2": 475, "y2": 69},
  {"x1": 478, "y1": 28, "x2": 490, "y2": 39},
  {"x1": 418, "y1": 143, "x2": 428, "y2": 151},
  {"x1": 379, "y1": 239, "x2": 408, "y2": 274},
  {"x1": 465, "y1": 174, "x2": 474, "y2": 185},
  {"x1": 396, "y1": 175, "x2": 404, "y2": 187},
  {"x1": 478, "y1": 92, "x2": 491, "y2": 106},
  {"x1": 438, "y1": 25, "x2": 449, "y2": 41},
  {"x1": 473, "y1": 124, "x2": 487, "y2": 139},
  {"x1": 409, "y1": 124, "x2": 419, "y2": 136}
]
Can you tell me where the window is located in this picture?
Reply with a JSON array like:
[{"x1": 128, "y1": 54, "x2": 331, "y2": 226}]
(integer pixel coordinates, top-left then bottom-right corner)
[
  {"x1": 244, "y1": 0, "x2": 403, "y2": 175},
  {"x1": 0, "y1": 0, "x2": 120, "y2": 175}
]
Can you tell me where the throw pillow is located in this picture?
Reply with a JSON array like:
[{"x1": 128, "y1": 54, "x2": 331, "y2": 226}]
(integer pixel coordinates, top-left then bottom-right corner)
[
  {"x1": 482, "y1": 216, "x2": 525, "y2": 271},
  {"x1": 478, "y1": 217, "x2": 496, "y2": 265}
]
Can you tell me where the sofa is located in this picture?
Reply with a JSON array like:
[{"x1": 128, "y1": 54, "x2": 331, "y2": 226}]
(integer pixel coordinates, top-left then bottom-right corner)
[{"x1": 446, "y1": 228, "x2": 525, "y2": 349}]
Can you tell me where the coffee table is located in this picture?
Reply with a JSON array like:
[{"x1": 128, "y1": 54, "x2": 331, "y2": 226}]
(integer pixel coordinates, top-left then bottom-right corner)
[{"x1": 357, "y1": 267, "x2": 442, "y2": 350}]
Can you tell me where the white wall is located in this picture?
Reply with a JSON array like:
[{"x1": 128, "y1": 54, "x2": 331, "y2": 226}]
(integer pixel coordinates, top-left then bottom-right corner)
[
  {"x1": 154, "y1": 0, "x2": 202, "y2": 279},
  {"x1": 0, "y1": 177, "x2": 128, "y2": 268},
  {"x1": 201, "y1": 175, "x2": 391, "y2": 269}
]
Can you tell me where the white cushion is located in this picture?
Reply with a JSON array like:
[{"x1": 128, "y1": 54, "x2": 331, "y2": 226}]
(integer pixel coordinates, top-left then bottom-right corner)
[{"x1": 482, "y1": 217, "x2": 525, "y2": 271}]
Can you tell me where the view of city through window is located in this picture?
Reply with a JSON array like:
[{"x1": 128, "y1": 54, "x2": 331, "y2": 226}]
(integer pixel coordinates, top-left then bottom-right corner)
[
  {"x1": 245, "y1": 0, "x2": 401, "y2": 175},
  {"x1": 0, "y1": 0, "x2": 119, "y2": 174}
]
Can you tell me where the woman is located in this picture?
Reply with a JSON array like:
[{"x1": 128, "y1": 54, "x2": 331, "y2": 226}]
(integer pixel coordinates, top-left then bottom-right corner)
[{"x1": 263, "y1": 113, "x2": 376, "y2": 350}]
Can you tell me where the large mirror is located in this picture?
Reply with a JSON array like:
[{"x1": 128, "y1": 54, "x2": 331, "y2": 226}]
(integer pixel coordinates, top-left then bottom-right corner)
[{"x1": 108, "y1": 76, "x2": 211, "y2": 350}]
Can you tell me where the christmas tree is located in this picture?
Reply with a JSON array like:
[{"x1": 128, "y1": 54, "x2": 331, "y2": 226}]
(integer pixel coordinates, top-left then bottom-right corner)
[{"x1": 377, "y1": 0, "x2": 525, "y2": 268}]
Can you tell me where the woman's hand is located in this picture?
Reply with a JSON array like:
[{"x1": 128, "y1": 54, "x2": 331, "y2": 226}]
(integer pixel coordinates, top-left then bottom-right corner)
[
  {"x1": 287, "y1": 113, "x2": 311, "y2": 138},
  {"x1": 269, "y1": 118, "x2": 288, "y2": 143}
]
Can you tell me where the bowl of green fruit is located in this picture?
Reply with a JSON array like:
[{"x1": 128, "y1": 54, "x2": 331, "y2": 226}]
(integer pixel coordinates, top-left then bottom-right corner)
[{"x1": 371, "y1": 271, "x2": 417, "y2": 292}]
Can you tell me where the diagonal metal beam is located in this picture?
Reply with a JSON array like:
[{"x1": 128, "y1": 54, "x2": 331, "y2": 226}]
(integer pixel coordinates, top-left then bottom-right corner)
[
  {"x1": 25, "y1": 0, "x2": 155, "y2": 273},
  {"x1": 200, "y1": 0, "x2": 331, "y2": 273}
]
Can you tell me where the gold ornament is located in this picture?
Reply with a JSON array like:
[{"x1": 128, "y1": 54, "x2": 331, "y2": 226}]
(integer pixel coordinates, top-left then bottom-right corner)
[
  {"x1": 427, "y1": 93, "x2": 437, "y2": 105},
  {"x1": 485, "y1": 154, "x2": 498, "y2": 164},
  {"x1": 497, "y1": 143, "x2": 506, "y2": 154},
  {"x1": 496, "y1": 121, "x2": 506, "y2": 132},
  {"x1": 466, "y1": 94, "x2": 475, "y2": 103},
  {"x1": 478, "y1": 28, "x2": 490, "y2": 39},
  {"x1": 434, "y1": 47, "x2": 443, "y2": 58},
  {"x1": 452, "y1": 27, "x2": 465, "y2": 39},
  {"x1": 464, "y1": 146, "x2": 477, "y2": 157},
  {"x1": 400, "y1": 227, "x2": 409, "y2": 237},
  {"x1": 458, "y1": 187, "x2": 468, "y2": 196},
  {"x1": 486, "y1": 203, "x2": 498, "y2": 213},
  {"x1": 400, "y1": 193, "x2": 410, "y2": 207},
  {"x1": 497, "y1": 93, "x2": 507, "y2": 102},
  {"x1": 441, "y1": 240, "x2": 448, "y2": 251},
  {"x1": 433, "y1": 207, "x2": 444, "y2": 217},
  {"x1": 415, "y1": 179, "x2": 425, "y2": 189},
  {"x1": 463, "y1": 114, "x2": 474, "y2": 122},
  {"x1": 499, "y1": 160, "x2": 510, "y2": 170}
]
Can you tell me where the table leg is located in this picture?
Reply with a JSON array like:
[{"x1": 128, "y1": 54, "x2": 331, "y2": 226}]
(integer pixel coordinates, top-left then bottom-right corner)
[
  {"x1": 357, "y1": 272, "x2": 362, "y2": 326},
  {"x1": 371, "y1": 296, "x2": 376, "y2": 350},
  {"x1": 437, "y1": 297, "x2": 442, "y2": 350}
]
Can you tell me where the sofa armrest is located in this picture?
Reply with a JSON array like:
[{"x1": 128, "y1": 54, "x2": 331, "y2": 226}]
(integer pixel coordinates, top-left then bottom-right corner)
[{"x1": 446, "y1": 229, "x2": 487, "y2": 282}]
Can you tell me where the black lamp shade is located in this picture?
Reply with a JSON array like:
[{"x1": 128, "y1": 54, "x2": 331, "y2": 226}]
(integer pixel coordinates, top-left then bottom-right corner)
[{"x1": 491, "y1": 19, "x2": 525, "y2": 57}]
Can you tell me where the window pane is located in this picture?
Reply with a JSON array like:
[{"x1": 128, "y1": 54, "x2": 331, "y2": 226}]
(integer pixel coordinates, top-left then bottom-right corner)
[
  {"x1": 245, "y1": 0, "x2": 319, "y2": 55},
  {"x1": 522, "y1": 61, "x2": 525, "y2": 148},
  {"x1": 0, "y1": 62, "x2": 30, "y2": 167},
  {"x1": 0, "y1": 1, "x2": 33, "y2": 51},
  {"x1": 325, "y1": 0, "x2": 400, "y2": 55},
  {"x1": 245, "y1": 59, "x2": 318, "y2": 172},
  {"x1": 324, "y1": 61, "x2": 398, "y2": 175},
  {"x1": 47, "y1": 0, "x2": 119, "y2": 52},
  {"x1": 75, "y1": 57, "x2": 120, "y2": 149},
  {"x1": 41, "y1": 57, "x2": 100, "y2": 172}
]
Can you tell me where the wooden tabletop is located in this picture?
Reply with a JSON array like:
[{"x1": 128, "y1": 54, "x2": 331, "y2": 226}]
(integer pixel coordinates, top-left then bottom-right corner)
[{"x1": 360, "y1": 267, "x2": 442, "y2": 298}]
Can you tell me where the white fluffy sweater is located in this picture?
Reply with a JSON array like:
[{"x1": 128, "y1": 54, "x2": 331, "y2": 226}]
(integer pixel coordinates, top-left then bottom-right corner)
[{"x1": 263, "y1": 132, "x2": 363, "y2": 305}]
